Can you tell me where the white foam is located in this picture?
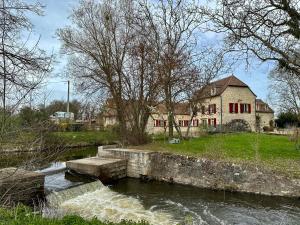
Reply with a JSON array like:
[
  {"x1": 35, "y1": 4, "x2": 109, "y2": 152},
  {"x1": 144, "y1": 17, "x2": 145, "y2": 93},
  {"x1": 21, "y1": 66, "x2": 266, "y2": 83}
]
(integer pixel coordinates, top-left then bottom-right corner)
[{"x1": 46, "y1": 181, "x2": 176, "y2": 225}]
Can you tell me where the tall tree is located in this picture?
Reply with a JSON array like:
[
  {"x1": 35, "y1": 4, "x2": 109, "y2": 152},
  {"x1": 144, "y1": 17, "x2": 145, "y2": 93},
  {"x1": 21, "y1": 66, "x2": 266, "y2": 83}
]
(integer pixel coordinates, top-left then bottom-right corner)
[
  {"x1": 140, "y1": 0, "x2": 202, "y2": 138},
  {"x1": 140, "y1": 0, "x2": 227, "y2": 138},
  {"x1": 203, "y1": 0, "x2": 300, "y2": 76},
  {"x1": 58, "y1": 0, "x2": 160, "y2": 144}
]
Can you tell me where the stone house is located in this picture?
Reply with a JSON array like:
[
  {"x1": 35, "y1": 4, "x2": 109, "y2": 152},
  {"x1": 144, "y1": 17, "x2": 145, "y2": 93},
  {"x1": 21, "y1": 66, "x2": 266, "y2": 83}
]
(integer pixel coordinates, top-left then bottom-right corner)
[
  {"x1": 194, "y1": 75, "x2": 274, "y2": 132},
  {"x1": 103, "y1": 75, "x2": 274, "y2": 134}
]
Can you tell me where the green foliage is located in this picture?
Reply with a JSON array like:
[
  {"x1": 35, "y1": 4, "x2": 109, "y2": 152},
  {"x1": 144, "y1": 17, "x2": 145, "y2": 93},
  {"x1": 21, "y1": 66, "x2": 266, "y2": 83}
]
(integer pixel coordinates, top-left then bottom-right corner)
[
  {"x1": 18, "y1": 106, "x2": 48, "y2": 127},
  {"x1": 276, "y1": 111, "x2": 300, "y2": 128},
  {"x1": 0, "y1": 205, "x2": 149, "y2": 225}
]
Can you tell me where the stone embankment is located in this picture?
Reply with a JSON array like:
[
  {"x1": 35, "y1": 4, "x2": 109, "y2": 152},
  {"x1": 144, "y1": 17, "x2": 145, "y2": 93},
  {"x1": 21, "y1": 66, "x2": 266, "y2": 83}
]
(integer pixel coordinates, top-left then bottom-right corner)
[
  {"x1": 94, "y1": 147, "x2": 300, "y2": 198},
  {"x1": 0, "y1": 167, "x2": 45, "y2": 205}
]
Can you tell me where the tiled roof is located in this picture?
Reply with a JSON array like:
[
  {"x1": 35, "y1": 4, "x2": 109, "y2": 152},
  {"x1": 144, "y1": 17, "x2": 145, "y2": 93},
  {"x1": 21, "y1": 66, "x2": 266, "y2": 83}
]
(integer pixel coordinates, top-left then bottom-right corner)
[
  {"x1": 103, "y1": 101, "x2": 191, "y2": 117},
  {"x1": 195, "y1": 75, "x2": 256, "y2": 99},
  {"x1": 152, "y1": 103, "x2": 191, "y2": 115}
]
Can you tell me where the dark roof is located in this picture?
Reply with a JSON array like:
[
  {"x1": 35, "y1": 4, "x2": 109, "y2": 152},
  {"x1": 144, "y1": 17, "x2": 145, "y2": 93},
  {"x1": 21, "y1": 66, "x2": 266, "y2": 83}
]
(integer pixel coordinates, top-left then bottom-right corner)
[
  {"x1": 256, "y1": 99, "x2": 274, "y2": 113},
  {"x1": 195, "y1": 75, "x2": 256, "y2": 99},
  {"x1": 103, "y1": 101, "x2": 191, "y2": 117}
]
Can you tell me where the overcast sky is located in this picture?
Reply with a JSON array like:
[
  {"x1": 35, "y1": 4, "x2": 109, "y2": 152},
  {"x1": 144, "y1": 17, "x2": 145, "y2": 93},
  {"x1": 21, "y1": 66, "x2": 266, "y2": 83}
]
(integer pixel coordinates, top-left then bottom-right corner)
[{"x1": 28, "y1": 0, "x2": 273, "y2": 106}]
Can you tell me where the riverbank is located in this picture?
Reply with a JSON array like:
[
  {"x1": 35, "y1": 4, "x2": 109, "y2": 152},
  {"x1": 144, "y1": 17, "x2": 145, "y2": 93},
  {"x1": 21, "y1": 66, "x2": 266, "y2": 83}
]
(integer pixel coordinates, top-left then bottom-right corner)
[
  {"x1": 52, "y1": 130, "x2": 118, "y2": 147},
  {"x1": 137, "y1": 133, "x2": 300, "y2": 178},
  {"x1": 96, "y1": 147, "x2": 300, "y2": 198},
  {"x1": 0, "y1": 205, "x2": 149, "y2": 225},
  {"x1": 1, "y1": 130, "x2": 117, "y2": 153}
]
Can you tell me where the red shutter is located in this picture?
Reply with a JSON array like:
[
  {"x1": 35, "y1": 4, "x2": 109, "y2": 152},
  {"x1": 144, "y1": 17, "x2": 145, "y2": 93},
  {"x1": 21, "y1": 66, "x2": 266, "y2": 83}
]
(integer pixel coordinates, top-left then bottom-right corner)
[
  {"x1": 208, "y1": 119, "x2": 211, "y2": 126},
  {"x1": 214, "y1": 118, "x2": 216, "y2": 127},
  {"x1": 235, "y1": 103, "x2": 238, "y2": 113},
  {"x1": 248, "y1": 104, "x2": 251, "y2": 113},
  {"x1": 229, "y1": 103, "x2": 233, "y2": 113},
  {"x1": 214, "y1": 104, "x2": 216, "y2": 114},
  {"x1": 240, "y1": 104, "x2": 244, "y2": 113}
]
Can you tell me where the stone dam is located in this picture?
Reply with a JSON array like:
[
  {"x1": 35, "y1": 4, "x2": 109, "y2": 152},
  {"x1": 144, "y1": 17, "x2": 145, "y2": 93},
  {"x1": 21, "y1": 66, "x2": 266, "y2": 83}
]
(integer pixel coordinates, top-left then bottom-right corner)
[{"x1": 66, "y1": 146, "x2": 300, "y2": 198}]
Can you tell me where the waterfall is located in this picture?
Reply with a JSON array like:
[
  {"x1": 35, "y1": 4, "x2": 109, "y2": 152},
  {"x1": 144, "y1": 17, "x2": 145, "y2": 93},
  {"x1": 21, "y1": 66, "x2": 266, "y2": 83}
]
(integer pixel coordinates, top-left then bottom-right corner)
[{"x1": 45, "y1": 181, "x2": 176, "y2": 225}]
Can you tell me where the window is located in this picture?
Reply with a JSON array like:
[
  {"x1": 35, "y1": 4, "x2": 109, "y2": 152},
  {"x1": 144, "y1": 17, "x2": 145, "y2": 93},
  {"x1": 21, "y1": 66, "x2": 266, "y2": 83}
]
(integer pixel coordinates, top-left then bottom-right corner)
[
  {"x1": 184, "y1": 120, "x2": 189, "y2": 127},
  {"x1": 208, "y1": 104, "x2": 216, "y2": 114},
  {"x1": 178, "y1": 120, "x2": 183, "y2": 127},
  {"x1": 154, "y1": 120, "x2": 166, "y2": 127},
  {"x1": 192, "y1": 119, "x2": 199, "y2": 127},
  {"x1": 240, "y1": 104, "x2": 251, "y2": 113},
  {"x1": 229, "y1": 103, "x2": 238, "y2": 113},
  {"x1": 178, "y1": 120, "x2": 189, "y2": 127},
  {"x1": 208, "y1": 118, "x2": 217, "y2": 127}
]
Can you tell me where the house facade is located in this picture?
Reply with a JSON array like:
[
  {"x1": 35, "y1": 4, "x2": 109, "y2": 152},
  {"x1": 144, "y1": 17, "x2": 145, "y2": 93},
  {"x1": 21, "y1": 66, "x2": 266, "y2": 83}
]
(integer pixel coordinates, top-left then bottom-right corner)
[{"x1": 103, "y1": 75, "x2": 274, "y2": 134}]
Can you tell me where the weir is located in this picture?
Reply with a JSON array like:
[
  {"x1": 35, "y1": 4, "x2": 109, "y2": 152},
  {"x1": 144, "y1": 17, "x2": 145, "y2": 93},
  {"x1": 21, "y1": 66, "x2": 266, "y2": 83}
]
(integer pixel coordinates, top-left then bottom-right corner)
[{"x1": 45, "y1": 180, "x2": 175, "y2": 225}]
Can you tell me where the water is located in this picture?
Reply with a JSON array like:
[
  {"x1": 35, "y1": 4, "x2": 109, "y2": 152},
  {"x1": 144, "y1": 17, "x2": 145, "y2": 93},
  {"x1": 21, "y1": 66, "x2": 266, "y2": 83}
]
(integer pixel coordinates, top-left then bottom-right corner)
[{"x1": 44, "y1": 170, "x2": 300, "y2": 225}]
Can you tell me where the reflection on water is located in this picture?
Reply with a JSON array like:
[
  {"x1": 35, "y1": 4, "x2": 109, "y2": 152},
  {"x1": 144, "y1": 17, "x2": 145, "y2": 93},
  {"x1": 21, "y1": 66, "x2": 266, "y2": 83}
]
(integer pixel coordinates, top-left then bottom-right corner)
[{"x1": 44, "y1": 170, "x2": 300, "y2": 225}]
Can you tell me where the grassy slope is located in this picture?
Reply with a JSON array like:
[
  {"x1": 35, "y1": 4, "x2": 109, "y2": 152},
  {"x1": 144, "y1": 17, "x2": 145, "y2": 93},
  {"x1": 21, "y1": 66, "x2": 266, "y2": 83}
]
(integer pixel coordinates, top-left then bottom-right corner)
[
  {"x1": 0, "y1": 206, "x2": 148, "y2": 225},
  {"x1": 137, "y1": 133, "x2": 300, "y2": 177}
]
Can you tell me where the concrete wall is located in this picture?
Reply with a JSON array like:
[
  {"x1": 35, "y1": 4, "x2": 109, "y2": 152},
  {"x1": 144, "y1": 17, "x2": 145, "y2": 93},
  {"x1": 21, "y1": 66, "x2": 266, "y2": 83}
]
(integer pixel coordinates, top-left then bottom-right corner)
[
  {"x1": 98, "y1": 147, "x2": 300, "y2": 197},
  {"x1": 98, "y1": 147, "x2": 154, "y2": 178}
]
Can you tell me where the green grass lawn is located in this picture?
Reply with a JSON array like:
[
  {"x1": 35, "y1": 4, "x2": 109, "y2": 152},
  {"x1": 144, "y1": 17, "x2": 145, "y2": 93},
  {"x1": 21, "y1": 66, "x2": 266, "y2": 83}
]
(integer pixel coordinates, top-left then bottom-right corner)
[
  {"x1": 137, "y1": 133, "x2": 300, "y2": 178},
  {"x1": 51, "y1": 130, "x2": 117, "y2": 146}
]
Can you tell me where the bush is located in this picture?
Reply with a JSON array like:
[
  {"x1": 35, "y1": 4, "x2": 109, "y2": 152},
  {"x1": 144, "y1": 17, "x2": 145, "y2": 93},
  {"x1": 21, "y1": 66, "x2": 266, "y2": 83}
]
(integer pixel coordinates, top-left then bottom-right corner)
[{"x1": 263, "y1": 126, "x2": 274, "y2": 132}]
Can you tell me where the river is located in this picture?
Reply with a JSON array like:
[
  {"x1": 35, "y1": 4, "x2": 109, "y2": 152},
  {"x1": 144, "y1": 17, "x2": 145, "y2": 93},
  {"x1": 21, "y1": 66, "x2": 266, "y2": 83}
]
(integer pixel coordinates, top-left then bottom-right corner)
[{"x1": 39, "y1": 148, "x2": 300, "y2": 225}]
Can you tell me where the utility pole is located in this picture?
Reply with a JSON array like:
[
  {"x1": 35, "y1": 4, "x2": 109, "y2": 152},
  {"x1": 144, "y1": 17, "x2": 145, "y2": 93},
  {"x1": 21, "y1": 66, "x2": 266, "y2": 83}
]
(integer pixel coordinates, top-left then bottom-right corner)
[
  {"x1": 1, "y1": 0, "x2": 6, "y2": 126},
  {"x1": 67, "y1": 80, "x2": 70, "y2": 114}
]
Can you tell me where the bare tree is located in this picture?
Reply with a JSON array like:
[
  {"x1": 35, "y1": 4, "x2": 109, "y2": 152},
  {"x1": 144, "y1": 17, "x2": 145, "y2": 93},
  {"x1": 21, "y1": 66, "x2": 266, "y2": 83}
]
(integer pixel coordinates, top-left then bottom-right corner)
[
  {"x1": 269, "y1": 68, "x2": 300, "y2": 114},
  {"x1": 58, "y1": 0, "x2": 160, "y2": 144},
  {"x1": 140, "y1": 0, "x2": 203, "y2": 138},
  {"x1": 184, "y1": 49, "x2": 228, "y2": 138},
  {"x1": 203, "y1": 0, "x2": 300, "y2": 76},
  {"x1": 0, "y1": 0, "x2": 52, "y2": 129}
]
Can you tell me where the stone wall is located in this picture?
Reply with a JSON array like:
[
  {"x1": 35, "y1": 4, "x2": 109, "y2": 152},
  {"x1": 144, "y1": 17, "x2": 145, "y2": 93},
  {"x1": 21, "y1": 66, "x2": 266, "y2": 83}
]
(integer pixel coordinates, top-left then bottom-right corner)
[
  {"x1": 257, "y1": 112, "x2": 274, "y2": 130},
  {"x1": 98, "y1": 147, "x2": 300, "y2": 197},
  {"x1": 221, "y1": 86, "x2": 257, "y2": 131}
]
